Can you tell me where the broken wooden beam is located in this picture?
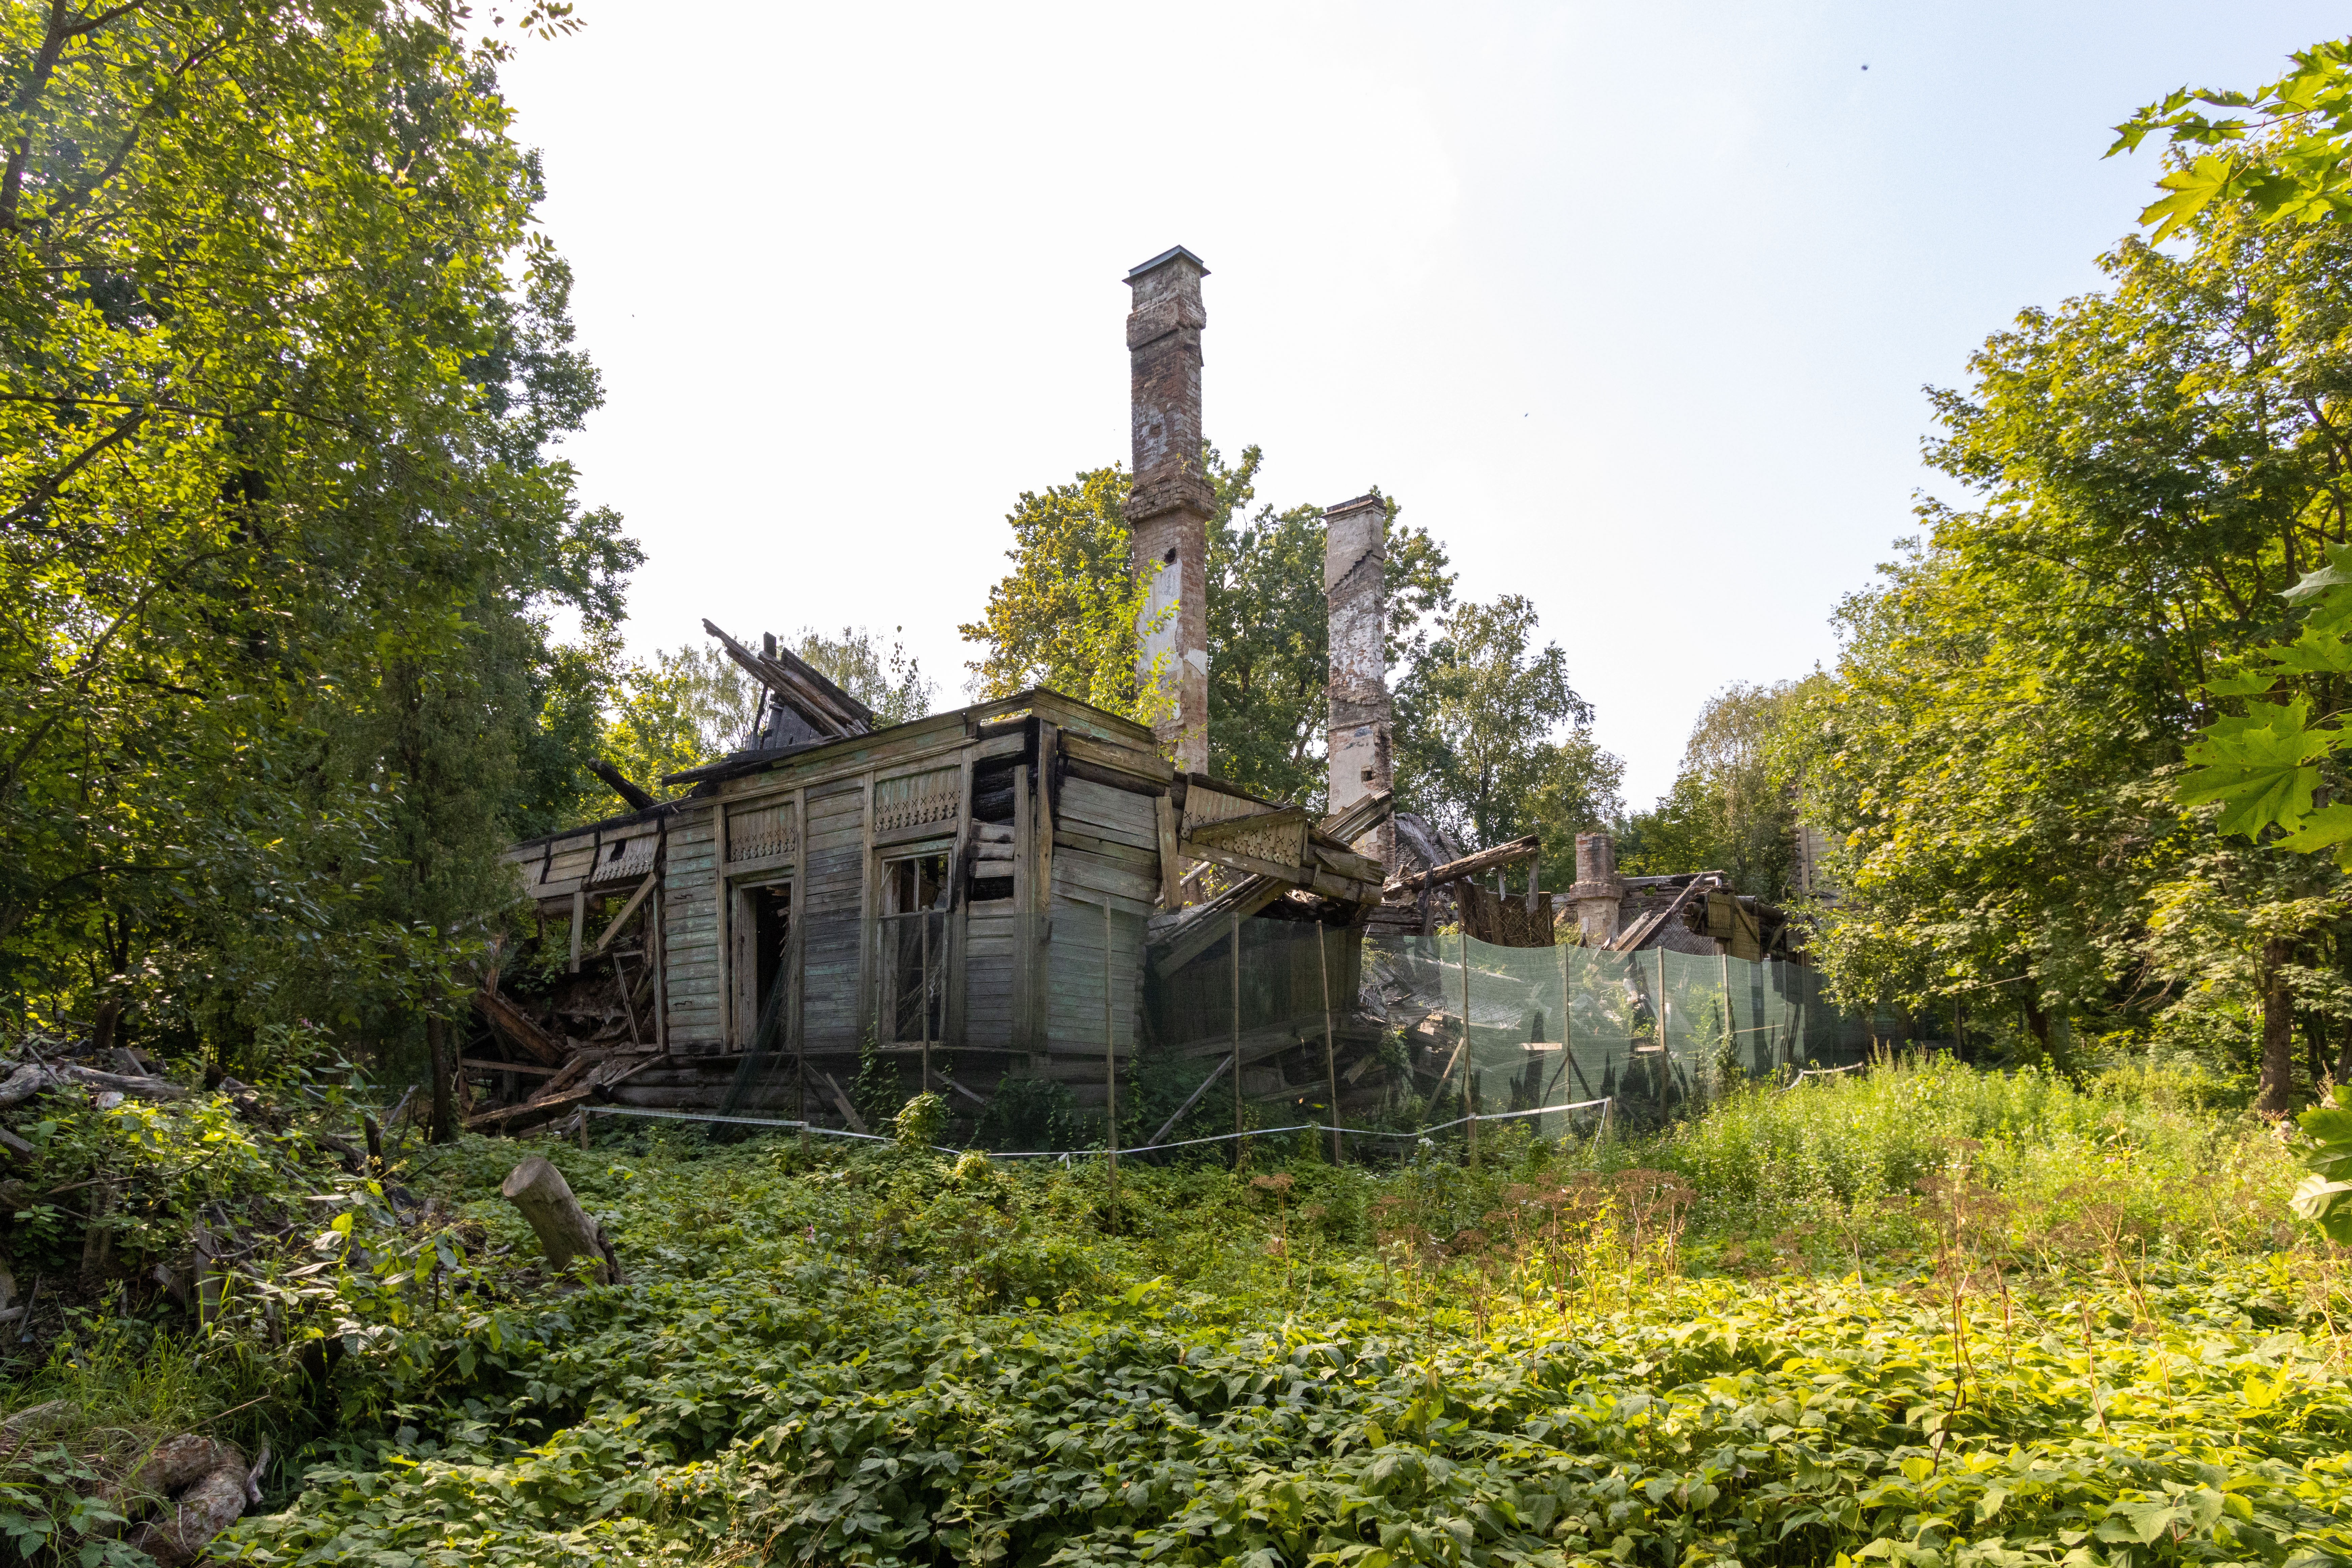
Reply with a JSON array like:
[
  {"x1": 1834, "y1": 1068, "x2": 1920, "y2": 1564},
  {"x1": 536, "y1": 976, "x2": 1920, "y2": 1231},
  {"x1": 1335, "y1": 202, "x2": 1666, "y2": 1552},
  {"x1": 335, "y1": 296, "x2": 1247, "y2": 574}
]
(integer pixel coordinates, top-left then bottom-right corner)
[
  {"x1": 702, "y1": 618, "x2": 872, "y2": 738},
  {"x1": 1319, "y1": 787, "x2": 1393, "y2": 846},
  {"x1": 0, "y1": 1062, "x2": 191, "y2": 1108},
  {"x1": 472, "y1": 989, "x2": 568, "y2": 1067},
  {"x1": 591, "y1": 872, "x2": 657, "y2": 956},
  {"x1": 459, "y1": 1057, "x2": 561, "y2": 1078},
  {"x1": 1383, "y1": 834, "x2": 1541, "y2": 897},
  {"x1": 817, "y1": 1069, "x2": 870, "y2": 1135},
  {"x1": 464, "y1": 1087, "x2": 593, "y2": 1134},
  {"x1": 587, "y1": 759, "x2": 656, "y2": 813}
]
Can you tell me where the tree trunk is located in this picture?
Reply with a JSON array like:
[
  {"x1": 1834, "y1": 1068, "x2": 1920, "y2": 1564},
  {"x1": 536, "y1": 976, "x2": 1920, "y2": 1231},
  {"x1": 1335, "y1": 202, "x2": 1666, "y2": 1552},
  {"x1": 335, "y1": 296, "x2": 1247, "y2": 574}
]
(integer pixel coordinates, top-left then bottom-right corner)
[
  {"x1": 425, "y1": 1010, "x2": 454, "y2": 1144},
  {"x1": 500, "y1": 1155, "x2": 620, "y2": 1284},
  {"x1": 90, "y1": 997, "x2": 123, "y2": 1058},
  {"x1": 2257, "y1": 935, "x2": 2296, "y2": 1117},
  {"x1": 2022, "y1": 990, "x2": 2081, "y2": 1085}
]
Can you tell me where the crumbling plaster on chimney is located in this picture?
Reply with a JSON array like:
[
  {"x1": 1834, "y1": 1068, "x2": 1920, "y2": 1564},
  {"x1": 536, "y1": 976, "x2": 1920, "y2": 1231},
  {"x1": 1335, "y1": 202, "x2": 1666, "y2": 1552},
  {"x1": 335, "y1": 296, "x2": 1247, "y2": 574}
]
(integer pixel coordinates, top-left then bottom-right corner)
[
  {"x1": 1324, "y1": 492, "x2": 1393, "y2": 876},
  {"x1": 1125, "y1": 247, "x2": 1212, "y2": 775},
  {"x1": 1568, "y1": 830, "x2": 1625, "y2": 946}
]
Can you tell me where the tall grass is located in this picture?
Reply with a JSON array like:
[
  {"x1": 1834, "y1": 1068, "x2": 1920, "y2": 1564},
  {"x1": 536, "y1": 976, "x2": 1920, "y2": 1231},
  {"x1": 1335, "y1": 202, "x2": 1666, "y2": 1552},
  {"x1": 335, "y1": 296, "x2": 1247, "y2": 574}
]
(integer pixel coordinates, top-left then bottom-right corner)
[{"x1": 1631, "y1": 1055, "x2": 2298, "y2": 1259}]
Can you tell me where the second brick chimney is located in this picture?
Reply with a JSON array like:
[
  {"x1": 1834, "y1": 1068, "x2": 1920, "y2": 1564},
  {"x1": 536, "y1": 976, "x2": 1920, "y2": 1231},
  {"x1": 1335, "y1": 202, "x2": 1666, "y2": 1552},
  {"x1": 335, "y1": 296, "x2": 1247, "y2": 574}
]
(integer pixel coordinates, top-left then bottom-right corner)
[{"x1": 1324, "y1": 493, "x2": 1393, "y2": 875}]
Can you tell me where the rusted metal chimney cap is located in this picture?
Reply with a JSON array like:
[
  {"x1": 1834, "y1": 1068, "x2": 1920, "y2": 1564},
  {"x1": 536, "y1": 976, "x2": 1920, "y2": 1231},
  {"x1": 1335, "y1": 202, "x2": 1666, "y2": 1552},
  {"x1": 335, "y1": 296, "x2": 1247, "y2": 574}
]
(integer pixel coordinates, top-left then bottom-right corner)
[
  {"x1": 1325, "y1": 493, "x2": 1385, "y2": 518},
  {"x1": 1126, "y1": 244, "x2": 1210, "y2": 281}
]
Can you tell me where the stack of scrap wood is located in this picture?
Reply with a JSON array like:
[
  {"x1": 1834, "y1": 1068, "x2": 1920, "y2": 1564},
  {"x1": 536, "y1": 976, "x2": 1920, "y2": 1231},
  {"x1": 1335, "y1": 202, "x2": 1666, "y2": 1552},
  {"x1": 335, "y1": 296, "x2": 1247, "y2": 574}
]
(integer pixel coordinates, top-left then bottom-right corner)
[{"x1": 465, "y1": 988, "x2": 660, "y2": 1135}]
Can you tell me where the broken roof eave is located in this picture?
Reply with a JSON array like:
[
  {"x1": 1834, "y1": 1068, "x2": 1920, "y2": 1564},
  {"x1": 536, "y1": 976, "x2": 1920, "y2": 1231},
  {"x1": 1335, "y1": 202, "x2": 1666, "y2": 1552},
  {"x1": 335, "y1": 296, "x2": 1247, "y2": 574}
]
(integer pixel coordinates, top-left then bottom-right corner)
[
  {"x1": 506, "y1": 798, "x2": 683, "y2": 854},
  {"x1": 657, "y1": 686, "x2": 1163, "y2": 791}
]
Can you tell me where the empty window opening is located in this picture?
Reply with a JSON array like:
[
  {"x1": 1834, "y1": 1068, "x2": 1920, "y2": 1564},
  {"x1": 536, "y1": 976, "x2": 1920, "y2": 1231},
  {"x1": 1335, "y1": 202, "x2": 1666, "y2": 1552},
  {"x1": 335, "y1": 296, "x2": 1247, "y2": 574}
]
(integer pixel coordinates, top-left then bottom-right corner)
[{"x1": 878, "y1": 851, "x2": 949, "y2": 1046}]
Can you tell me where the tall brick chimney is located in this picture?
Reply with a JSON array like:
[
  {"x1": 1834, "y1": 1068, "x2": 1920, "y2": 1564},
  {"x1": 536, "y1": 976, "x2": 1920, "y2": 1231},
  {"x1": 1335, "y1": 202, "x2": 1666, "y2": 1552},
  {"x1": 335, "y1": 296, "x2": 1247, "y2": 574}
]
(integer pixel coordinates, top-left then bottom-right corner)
[
  {"x1": 1125, "y1": 246, "x2": 1211, "y2": 773},
  {"x1": 1324, "y1": 493, "x2": 1393, "y2": 875}
]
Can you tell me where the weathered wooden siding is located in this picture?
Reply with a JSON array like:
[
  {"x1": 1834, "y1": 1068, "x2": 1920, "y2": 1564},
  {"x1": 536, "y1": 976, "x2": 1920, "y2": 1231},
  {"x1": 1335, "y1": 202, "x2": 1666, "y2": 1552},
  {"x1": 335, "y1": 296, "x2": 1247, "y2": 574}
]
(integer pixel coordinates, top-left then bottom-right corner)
[
  {"x1": 1045, "y1": 892, "x2": 1145, "y2": 1058},
  {"x1": 1052, "y1": 783, "x2": 1158, "y2": 901},
  {"x1": 1042, "y1": 776, "x2": 1158, "y2": 1058},
  {"x1": 661, "y1": 807, "x2": 722, "y2": 1053},
  {"x1": 964, "y1": 900, "x2": 1022, "y2": 1049},
  {"x1": 800, "y1": 783, "x2": 867, "y2": 1051}
]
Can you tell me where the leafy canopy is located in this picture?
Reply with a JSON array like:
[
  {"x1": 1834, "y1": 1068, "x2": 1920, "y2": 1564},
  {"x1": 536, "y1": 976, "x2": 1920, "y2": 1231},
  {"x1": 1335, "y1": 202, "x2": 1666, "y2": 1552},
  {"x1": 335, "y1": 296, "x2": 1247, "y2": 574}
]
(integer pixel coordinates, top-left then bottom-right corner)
[
  {"x1": 1795, "y1": 196, "x2": 2352, "y2": 1079},
  {"x1": 1395, "y1": 594, "x2": 1621, "y2": 879},
  {"x1": 0, "y1": 0, "x2": 633, "y2": 1058},
  {"x1": 2112, "y1": 38, "x2": 2352, "y2": 238},
  {"x1": 1619, "y1": 680, "x2": 1813, "y2": 901}
]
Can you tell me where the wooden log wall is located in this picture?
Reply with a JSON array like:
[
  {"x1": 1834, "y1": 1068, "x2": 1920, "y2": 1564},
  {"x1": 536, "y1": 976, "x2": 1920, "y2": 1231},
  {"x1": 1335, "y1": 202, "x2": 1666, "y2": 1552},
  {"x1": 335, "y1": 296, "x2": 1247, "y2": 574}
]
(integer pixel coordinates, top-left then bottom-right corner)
[{"x1": 661, "y1": 811, "x2": 722, "y2": 1051}]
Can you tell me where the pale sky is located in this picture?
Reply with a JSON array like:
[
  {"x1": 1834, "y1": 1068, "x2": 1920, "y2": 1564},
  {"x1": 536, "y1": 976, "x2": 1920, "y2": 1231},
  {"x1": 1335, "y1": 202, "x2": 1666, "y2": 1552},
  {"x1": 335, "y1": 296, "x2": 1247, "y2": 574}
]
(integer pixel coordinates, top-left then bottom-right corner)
[{"x1": 494, "y1": 3, "x2": 2343, "y2": 807}]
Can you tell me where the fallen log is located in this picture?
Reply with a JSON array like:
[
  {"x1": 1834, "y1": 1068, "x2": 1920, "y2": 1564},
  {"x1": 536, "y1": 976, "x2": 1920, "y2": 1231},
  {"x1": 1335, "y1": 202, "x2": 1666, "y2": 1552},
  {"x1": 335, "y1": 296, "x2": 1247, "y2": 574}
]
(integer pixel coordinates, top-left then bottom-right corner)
[
  {"x1": 500, "y1": 1155, "x2": 620, "y2": 1284},
  {"x1": 464, "y1": 1087, "x2": 592, "y2": 1134},
  {"x1": 120, "y1": 1435, "x2": 264, "y2": 1567},
  {"x1": 0, "y1": 1063, "x2": 191, "y2": 1108},
  {"x1": 1, "y1": 1400, "x2": 70, "y2": 1459}
]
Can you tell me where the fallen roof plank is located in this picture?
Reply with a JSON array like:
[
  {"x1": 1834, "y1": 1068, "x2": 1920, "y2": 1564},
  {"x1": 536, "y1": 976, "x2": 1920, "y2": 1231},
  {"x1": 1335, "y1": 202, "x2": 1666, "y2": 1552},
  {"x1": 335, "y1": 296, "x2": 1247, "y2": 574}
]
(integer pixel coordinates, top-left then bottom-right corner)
[
  {"x1": 1148, "y1": 875, "x2": 1294, "y2": 976},
  {"x1": 460, "y1": 1057, "x2": 561, "y2": 1077},
  {"x1": 703, "y1": 618, "x2": 872, "y2": 738},
  {"x1": 465, "y1": 1087, "x2": 592, "y2": 1133},
  {"x1": 1608, "y1": 872, "x2": 1722, "y2": 953},
  {"x1": 472, "y1": 988, "x2": 568, "y2": 1067},
  {"x1": 1319, "y1": 788, "x2": 1394, "y2": 845}
]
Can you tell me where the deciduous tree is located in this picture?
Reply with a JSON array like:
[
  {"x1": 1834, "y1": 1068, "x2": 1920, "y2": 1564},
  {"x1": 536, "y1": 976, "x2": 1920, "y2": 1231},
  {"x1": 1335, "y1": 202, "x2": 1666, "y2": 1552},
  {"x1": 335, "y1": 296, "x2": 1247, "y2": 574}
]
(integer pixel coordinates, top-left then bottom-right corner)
[{"x1": 0, "y1": 0, "x2": 634, "y2": 1082}]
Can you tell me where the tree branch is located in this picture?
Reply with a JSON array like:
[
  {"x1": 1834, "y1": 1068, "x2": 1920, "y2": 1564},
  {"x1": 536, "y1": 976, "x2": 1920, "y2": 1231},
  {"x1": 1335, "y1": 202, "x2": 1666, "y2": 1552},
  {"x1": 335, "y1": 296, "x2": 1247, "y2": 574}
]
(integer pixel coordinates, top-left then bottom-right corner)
[{"x1": 0, "y1": 404, "x2": 145, "y2": 529}]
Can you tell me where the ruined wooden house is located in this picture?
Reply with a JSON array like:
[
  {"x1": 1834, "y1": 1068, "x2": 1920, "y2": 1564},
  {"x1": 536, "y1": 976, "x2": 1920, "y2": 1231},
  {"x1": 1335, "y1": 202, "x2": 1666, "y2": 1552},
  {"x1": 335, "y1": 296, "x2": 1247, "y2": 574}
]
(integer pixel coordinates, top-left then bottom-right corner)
[
  {"x1": 483, "y1": 660, "x2": 1389, "y2": 1132},
  {"x1": 466, "y1": 246, "x2": 1418, "y2": 1135}
]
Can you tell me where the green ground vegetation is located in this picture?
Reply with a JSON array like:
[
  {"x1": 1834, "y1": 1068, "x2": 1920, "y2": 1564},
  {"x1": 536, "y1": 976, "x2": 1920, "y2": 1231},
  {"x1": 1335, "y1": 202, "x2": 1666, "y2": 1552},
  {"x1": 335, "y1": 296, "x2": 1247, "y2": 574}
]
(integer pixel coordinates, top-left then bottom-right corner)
[{"x1": 4, "y1": 1057, "x2": 2348, "y2": 1567}]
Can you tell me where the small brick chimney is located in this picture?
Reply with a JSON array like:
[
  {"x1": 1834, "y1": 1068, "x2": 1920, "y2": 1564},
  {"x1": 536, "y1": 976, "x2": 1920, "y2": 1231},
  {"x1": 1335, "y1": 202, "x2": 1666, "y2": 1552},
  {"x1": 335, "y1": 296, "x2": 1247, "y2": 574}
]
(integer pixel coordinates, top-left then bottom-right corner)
[
  {"x1": 1324, "y1": 493, "x2": 1393, "y2": 875},
  {"x1": 1125, "y1": 246, "x2": 1211, "y2": 773},
  {"x1": 1568, "y1": 831, "x2": 1625, "y2": 946}
]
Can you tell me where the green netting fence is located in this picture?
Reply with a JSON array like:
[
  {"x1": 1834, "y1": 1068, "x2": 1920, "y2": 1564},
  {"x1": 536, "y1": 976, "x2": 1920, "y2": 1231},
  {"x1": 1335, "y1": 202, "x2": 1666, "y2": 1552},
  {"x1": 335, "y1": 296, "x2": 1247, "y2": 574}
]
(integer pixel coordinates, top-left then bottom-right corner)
[{"x1": 589, "y1": 914, "x2": 1887, "y2": 1162}]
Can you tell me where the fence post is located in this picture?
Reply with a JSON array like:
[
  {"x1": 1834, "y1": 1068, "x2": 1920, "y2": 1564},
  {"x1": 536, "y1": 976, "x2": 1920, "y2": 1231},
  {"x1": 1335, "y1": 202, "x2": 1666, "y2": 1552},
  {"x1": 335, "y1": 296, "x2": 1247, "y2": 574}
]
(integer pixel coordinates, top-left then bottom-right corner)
[
  {"x1": 1103, "y1": 902, "x2": 1117, "y2": 1232},
  {"x1": 1463, "y1": 931, "x2": 1477, "y2": 1169},
  {"x1": 921, "y1": 912, "x2": 932, "y2": 1098},
  {"x1": 1719, "y1": 948, "x2": 1732, "y2": 1084},
  {"x1": 1231, "y1": 911, "x2": 1244, "y2": 1169},
  {"x1": 1656, "y1": 948, "x2": 1668, "y2": 1058},
  {"x1": 1319, "y1": 923, "x2": 1341, "y2": 1166}
]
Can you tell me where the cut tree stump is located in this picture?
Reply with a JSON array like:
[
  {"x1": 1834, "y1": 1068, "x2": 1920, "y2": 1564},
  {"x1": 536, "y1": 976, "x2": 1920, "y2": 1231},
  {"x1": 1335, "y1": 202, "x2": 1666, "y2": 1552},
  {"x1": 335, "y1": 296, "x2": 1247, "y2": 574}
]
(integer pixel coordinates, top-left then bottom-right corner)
[
  {"x1": 500, "y1": 1155, "x2": 620, "y2": 1284},
  {"x1": 120, "y1": 1435, "x2": 263, "y2": 1567}
]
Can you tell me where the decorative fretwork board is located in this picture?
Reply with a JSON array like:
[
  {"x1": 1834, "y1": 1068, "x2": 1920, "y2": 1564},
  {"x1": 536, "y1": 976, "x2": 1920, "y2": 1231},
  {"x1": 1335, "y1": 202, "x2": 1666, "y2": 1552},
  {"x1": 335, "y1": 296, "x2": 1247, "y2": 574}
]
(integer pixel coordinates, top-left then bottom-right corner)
[
  {"x1": 1181, "y1": 781, "x2": 1304, "y2": 869},
  {"x1": 727, "y1": 799, "x2": 800, "y2": 863},
  {"x1": 874, "y1": 768, "x2": 960, "y2": 835},
  {"x1": 587, "y1": 831, "x2": 659, "y2": 886}
]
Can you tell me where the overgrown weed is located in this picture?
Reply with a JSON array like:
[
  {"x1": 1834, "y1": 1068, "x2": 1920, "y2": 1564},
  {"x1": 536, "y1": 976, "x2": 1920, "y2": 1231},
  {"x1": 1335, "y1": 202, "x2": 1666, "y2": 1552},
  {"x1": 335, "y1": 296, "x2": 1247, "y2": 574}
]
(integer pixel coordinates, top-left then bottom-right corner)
[{"x1": 9, "y1": 1055, "x2": 2348, "y2": 1566}]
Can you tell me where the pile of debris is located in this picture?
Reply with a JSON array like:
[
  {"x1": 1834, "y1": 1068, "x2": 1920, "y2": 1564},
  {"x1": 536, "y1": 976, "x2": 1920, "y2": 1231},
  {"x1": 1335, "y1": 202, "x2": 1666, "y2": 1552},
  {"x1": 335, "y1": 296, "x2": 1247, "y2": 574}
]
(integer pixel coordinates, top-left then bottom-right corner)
[{"x1": 463, "y1": 980, "x2": 663, "y2": 1139}]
